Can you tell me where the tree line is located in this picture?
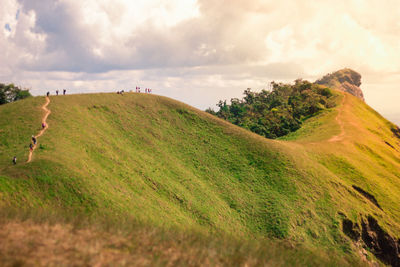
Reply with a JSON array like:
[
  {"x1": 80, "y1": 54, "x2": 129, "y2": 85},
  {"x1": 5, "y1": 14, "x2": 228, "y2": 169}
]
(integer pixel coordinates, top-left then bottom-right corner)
[
  {"x1": 0, "y1": 83, "x2": 31, "y2": 105},
  {"x1": 206, "y1": 80, "x2": 336, "y2": 139}
]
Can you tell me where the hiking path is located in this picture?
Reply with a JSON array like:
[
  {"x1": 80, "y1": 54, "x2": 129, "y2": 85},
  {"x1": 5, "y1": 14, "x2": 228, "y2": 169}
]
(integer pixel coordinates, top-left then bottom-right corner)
[
  {"x1": 328, "y1": 93, "x2": 346, "y2": 142},
  {"x1": 27, "y1": 96, "x2": 51, "y2": 163}
]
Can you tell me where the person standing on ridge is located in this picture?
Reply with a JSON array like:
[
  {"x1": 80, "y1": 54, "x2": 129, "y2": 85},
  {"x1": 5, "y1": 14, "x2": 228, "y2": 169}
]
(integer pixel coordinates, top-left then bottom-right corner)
[
  {"x1": 12, "y1": 156, "x2": 17, "y2": 165},
  {"x1": 56, "y1": 90, "x2": 59, "y2": 95},
  {"x1": 46, "y1": 91, "x2": 50, "y2": 97},
  {"x1": 63, "y1": 89, "x2": 66, "y2": 95}
]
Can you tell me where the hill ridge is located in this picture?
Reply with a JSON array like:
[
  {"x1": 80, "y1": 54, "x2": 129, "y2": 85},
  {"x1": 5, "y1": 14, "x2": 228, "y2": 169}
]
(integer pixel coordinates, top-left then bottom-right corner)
[{"x1": 0, "y1": 92, "x2": 399, "y2": 266}]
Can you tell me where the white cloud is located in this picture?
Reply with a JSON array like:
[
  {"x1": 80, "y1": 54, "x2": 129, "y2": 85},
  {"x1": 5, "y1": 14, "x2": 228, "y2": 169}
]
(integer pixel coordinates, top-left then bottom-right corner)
[{"x1": 0, "y1": 0, "x2": 400, "y2": 121}]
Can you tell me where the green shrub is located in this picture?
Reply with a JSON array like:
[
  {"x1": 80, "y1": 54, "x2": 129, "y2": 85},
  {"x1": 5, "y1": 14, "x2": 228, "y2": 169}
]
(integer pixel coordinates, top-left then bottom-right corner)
[
  {"x1": 0, "y1": 83, "x2": 32, "y2": 105},
  {"x1": 207, "y1": 80, "x2": 335, "y2": 139}
]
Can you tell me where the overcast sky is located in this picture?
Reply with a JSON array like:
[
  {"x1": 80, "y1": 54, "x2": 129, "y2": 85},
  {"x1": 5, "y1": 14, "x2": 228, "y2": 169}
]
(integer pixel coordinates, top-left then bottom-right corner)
[{"x1": 1, "y1": 0, "x2": 399, "y2": 124}]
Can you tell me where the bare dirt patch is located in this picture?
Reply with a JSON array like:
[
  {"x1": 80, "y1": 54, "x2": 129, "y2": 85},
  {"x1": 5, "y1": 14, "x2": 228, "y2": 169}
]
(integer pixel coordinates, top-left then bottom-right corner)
[
  {"x1": 352, "y1": 185, "x2": 382, "y2": 210},
  {"x1": 329, "y1": 94, "x2": 346, "y2": 142}
]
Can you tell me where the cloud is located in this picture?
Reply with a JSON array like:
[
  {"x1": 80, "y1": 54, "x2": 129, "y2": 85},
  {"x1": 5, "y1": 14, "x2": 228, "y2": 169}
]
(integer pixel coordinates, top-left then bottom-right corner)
[
  {"x1": 0, "y1": 0, "x2": 400, "y2": 121},
  {"x1": 7, "y1": 0, "x2": 400, "y2": 73}
]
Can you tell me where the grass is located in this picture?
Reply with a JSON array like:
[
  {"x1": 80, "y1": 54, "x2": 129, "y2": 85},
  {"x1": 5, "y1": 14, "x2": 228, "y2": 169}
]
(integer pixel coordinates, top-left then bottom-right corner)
[
  {"x1": 1, "y1": 93, "x2": 302, "y2": 238},
  {"x1": 0, "y1": 91, "x2": 399, "y2": 265},
  {"x1": 0, "y1": 208, "x2": 361, "y2": 267}
]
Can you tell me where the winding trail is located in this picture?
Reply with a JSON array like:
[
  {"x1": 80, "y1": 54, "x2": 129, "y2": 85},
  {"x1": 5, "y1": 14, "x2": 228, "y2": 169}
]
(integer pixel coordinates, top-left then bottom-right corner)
[
  {"x1": 27, "y1": 96, "x2": 51, "y2": 163},
  {"x1": 328, "y1": 94, "x2": 346, "y2": 142}
]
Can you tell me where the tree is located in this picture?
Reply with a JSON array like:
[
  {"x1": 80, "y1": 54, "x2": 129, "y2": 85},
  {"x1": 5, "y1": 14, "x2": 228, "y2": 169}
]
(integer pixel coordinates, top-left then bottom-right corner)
[
  {"x1": 0, "y1": 83, "x2": 32, "y2": 105},
  {"x1": 207, "y1": 80, "x2": 336, "y2": 139}
]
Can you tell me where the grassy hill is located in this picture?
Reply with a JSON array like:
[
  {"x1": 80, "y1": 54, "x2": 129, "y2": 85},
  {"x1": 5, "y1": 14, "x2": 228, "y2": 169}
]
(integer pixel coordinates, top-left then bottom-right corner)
[{"x1": 0, "y1": 91, "x2": 399, "y2": 266}]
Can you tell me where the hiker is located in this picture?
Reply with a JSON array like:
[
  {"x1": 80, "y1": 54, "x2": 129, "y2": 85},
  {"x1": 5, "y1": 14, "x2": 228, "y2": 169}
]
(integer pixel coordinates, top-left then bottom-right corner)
[
  {"x1": 29, "y1": 143, "x2": 33, "y2": 151},
  {"x1": 32, "y1": 135, "x2": 37, "y2": 145},
  {"x1": 42, "y1": 122, "x2": 46, "y2": 129},
  {"x1": 12, "y1": 156, "x2": 17, "y2": 165},
  {"x1": 56, "y1": 90, "x2": 59, "y2": 95},
  {"x1": 46, "y1": 91, "x2": 50, "y2": 97},
  {"x1": 63, "y1": 89, "x2": 66, "y2": 95}
]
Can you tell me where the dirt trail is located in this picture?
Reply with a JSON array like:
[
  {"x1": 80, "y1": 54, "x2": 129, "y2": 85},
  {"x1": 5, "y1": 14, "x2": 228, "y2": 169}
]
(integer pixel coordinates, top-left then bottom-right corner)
[
  {"x1": 27, "y1": 97, "x2": 51, "y2": 163},
  {"x1": 328, "y1": 94, "x2": 346, "y2": 142}
]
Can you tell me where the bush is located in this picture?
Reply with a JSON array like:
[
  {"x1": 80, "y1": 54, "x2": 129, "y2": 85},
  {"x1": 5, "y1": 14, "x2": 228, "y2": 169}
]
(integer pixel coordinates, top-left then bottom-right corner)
[
  {"x1": 206, "y1": 80, "x2": 335, "y2": 139},
  {"x1": 0, "y1": 83, "x2": 32, "y2": 105}
]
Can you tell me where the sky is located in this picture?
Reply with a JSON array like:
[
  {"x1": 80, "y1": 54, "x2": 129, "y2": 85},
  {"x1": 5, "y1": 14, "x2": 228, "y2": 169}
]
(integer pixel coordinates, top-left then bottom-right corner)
[{"x1": 1, "y1": 0, "x2": 399, "y2": 125}]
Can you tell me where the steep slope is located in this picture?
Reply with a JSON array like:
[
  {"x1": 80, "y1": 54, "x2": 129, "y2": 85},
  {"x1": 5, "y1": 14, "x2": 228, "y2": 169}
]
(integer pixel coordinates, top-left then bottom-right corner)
[
  {"x1": 0, "y1": 92, "x2": 400, "y2": 265},
  {"x1": 0, "y1": 93, "x2": 308, "y2": 238},
  {"x1": 281, "y1": 92, "x2": 400, "y2": 265}
]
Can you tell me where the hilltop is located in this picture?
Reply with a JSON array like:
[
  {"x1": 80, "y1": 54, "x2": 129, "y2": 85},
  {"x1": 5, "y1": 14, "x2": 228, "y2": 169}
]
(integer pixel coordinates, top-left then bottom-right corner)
[
  {"x1": 316, "y1": 68, "x2": 365, "y2": 100},
  {"x1": 0, "y1": 79, "x2": 400, "y2": 265}
]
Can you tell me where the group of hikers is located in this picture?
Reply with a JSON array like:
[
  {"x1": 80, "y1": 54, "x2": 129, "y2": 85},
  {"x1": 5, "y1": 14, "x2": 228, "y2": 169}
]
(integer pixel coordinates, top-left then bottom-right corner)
[
  {"x1": 29, "y1": 135, "x2": 37, "y2": 152},
  {"x1": 47, "y1": 89, "x2": 66, "y2": 97},
  {"x1": 135, "y1": 87, "x2": 152, "y2": 93},
  {"x1": 117, "y1": 87, "x2": 153, "y2": 94}
]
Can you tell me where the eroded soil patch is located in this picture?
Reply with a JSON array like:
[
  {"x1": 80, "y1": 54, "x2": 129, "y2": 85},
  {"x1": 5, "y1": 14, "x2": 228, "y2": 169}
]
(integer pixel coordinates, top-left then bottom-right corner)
[
  {"x1": 352, "y1": 185, "x2": 382, "y2": 210},
  {"x1": 342, "y1": 215, "x2": 400, "y2": 267}
]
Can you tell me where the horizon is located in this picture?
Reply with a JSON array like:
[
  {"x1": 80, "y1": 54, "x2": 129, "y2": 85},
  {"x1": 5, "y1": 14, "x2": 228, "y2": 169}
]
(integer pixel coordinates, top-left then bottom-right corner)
[{"x1": 1, "y1": 0, "x2": 399, "y2": 125}]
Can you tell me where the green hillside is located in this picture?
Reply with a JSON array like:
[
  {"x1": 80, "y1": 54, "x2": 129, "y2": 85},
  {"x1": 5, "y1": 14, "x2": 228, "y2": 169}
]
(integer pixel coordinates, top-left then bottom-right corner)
[{"x1": 0, "y1": 91, "x2": 399, "y2": 266}]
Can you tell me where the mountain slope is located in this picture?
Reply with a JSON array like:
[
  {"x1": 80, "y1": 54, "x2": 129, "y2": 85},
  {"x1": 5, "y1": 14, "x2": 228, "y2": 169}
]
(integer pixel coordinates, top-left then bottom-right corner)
[{"x1": 0, "y1": 91, "x2": 400, "y2": 265}]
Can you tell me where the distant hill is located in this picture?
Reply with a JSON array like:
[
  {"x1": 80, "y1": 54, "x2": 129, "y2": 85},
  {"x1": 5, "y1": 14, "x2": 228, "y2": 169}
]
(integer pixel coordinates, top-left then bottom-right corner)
[
  {"x1": 0, "y1": 87, "x2": 400, "y2": 265},
  {"x1": 207, "y1": 69, "x2": 367, "y2": 140},
  {"x1": 315, "y1": 68, "x2": 365, "y2": 100}
]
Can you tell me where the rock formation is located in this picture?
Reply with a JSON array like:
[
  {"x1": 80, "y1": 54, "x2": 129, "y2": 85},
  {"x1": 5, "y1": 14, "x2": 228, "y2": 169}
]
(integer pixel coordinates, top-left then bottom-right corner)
[
  {"x1": 315, "y1": 68, "x2": 365, "y2": 101},
  {"x1": 342, "y1": 215, "x2": 400, "y2": 266}
]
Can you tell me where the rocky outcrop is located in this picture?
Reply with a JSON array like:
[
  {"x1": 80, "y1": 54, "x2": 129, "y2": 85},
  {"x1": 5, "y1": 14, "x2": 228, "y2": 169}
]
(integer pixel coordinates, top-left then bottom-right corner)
[
  {"x1": 361, "y1": 216, "x2": 400, "y2": 267},
  {"x1": 342, "y1": 215, "x2": 400, "y2": 266},
  {"x1": 315, "y1": 68, "x2": 365, "y2": 101}
]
